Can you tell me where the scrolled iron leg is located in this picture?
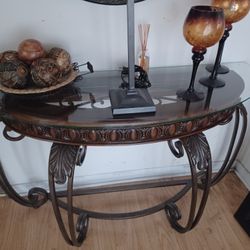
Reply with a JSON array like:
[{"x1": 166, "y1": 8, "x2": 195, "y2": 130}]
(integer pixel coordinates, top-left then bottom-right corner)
[
  {"x1": 211, "y1": 104, "x2": 247, "y2": 185},
  {"x1": 0, "y1": 126, "x2": 48, "y2": 208},
  {"x1": 166, "y1": 133, "x2": 212, "y2": 233},
  {"x1": 48, "y1": 143, "x2": 89, "y2": 247},
  {"x1": 0, "y1": 160, "x2": 48, "y2": 208}
]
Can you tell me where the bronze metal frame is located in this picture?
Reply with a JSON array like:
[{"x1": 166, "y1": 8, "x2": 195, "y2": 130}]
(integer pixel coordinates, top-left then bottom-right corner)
[{"x1": 0, "y1": 103, "x2": 247, "y2": 247}]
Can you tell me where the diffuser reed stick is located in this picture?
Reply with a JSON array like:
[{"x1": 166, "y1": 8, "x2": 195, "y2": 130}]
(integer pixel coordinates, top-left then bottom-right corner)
[{"x1": 138, "y1": 24, "x2": 150, "y2": 72}]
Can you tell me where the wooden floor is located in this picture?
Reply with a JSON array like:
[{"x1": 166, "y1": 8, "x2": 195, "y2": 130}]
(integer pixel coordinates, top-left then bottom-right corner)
[{"x1": 0, "y1": 172, "x2": 249, "y2": 250}]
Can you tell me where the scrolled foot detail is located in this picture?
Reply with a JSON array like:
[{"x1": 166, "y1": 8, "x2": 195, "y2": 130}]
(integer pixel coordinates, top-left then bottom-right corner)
[
  {"x1": 28, "y1": 187, "x2": 49, "y2": 208},
  {"x1": 76, "y1": 213, "x2": 89, "y2": 243},
  {"x1": 165, "y1": 203, "x2": 182, "y2": 222},
  {"x1": 0, "y1": 161, "x2": 48, "y2": 208}
]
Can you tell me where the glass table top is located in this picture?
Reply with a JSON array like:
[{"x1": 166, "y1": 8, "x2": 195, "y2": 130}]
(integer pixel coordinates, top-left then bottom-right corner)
[{"x1": 0, "y1": 62, "x2": 249, "y2": 129}]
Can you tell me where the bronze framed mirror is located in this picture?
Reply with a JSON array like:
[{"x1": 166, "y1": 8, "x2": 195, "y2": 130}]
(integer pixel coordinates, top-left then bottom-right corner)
[{"x1": 84, "y1": 0, "x2": 144, "y2": 5}]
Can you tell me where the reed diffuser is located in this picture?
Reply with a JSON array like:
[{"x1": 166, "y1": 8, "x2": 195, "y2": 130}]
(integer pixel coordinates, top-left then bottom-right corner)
[{"x1": 138, "y1": 24, "x2": 150, "y2": 72}]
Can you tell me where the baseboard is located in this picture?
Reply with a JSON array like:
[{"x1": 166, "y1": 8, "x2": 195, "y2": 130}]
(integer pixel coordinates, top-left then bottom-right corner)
[
  {"x1": 0, "y1": 187, "x2": 5, "y2": 197},
  {"x1": 3, "y1": 161, "x2": 224, "y2": 196},
  {"x1": 235, "y1": 160, "x2": 250, "y2": 190}
]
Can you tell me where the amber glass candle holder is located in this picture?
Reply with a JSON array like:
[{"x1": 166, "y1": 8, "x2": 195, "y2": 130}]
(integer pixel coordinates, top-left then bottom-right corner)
[
  {"x1": 177, "y1": 6, "x2": 225, "y2": 102},
  {"x1": 204, "y1": 0, "x2": 250, "y2": 80}
]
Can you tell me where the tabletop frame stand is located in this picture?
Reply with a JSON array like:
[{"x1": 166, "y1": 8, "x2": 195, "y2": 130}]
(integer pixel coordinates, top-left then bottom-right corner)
[{"x1": 0, "y1": 103, "x2": 247, "y2": 247}]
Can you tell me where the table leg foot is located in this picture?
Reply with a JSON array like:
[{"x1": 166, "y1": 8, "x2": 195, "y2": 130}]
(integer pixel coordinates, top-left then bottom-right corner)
[
  {"x1": 166, "y1": 133, "x2": 212, "y2": 233},
  {"x1": 0, "y1": 161, "x2": 48, "y2": 208},
  {"x1": 48, "y1": 143, "x2": 88, "y2": 247}
]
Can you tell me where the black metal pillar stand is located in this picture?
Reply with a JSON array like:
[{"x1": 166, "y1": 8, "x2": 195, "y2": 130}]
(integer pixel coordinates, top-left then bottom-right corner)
[{"x1": 109, "y1": 0, "x2": 155, "y2": 116}]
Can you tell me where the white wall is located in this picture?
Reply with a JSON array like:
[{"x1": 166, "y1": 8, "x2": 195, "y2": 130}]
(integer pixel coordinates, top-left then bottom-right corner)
[{"x1": 1, "y1": 0, "x2": 250, "y2": 193}]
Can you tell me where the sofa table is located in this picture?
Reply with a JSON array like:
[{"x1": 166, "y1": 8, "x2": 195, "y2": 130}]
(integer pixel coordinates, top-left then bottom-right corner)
[{"x1": 0, "y1": 63, "x2": 248, "y2": 247}]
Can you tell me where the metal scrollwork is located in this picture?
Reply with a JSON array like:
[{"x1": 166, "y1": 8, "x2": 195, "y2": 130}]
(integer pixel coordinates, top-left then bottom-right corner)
[
  {"x1": 76, "y1": 213, "x2": 89, "y2": 243},
  {"x1": 210, "y1": 103, "x2": 247, "y2": 186},
  {"x1": 3, "y1": 126, "x2": 25, "y2": 141},
  {"x1": 0, "y1": 161, "x2": 48, "y2": 208},
  {"x1": 49, "y1": 144, "x2": 85, "y2": 184},
  {"x1": 219, "y1": 114, "x2": 233, "y2": 125},
  {"x1": 182, "y1": 133, "x2": 211, "y2": 171},
  {"x1": 0, "y1": 98, "x2": 247, "y2": 246},
  {"x1": 168, "y1": 140, "x2": 184, "y2": 158},
  {"x1": 166, "y1": 132, "x2": 212, "y2": 233},
  {"x1": 165, "y1": 203, "x2": 182, "y2": 221},
  {"x1": 48, "y1": 143, "x2": 89, "y2": 246},
  {"x1": 27, "y1": 187, "x2": 49, "y2": 208}
]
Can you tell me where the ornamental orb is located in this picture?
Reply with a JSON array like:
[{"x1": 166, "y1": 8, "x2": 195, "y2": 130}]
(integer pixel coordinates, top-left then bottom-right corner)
[
  {"x1": 0, "y1": 60, "x2": 29, "y2": 89},
  {"x1": 18, "y1": 39, "x2": 45, "y2": 64},
  {"x1": 31, "y1": 58, "x2": 61, "y2": 88},
  {"x1": 48, "y1": 47, "x2": 71, "y2": 75},
  {"x1": 0, "y1": 50, "x2": 19, "y2": 62}
]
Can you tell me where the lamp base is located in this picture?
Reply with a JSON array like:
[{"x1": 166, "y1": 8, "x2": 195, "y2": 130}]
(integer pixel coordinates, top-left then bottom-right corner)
[
  {"x1": 109, "y1": 88, "x2": 156, "y2": 116},
  {"x1": 199, "y1": 76, "x2": 225, "y2": 88},
  {"x1": 176, "y1": 89, "x2": 204, "y2": 102},
  {"x1": 205, "y1": 64, "x2": 229, "y2": 74}
]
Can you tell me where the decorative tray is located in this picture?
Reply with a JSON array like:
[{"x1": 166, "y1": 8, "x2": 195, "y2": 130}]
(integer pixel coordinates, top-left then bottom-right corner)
[{"x1": 0, "y1": 69, "x2": 77, "y2": 95}]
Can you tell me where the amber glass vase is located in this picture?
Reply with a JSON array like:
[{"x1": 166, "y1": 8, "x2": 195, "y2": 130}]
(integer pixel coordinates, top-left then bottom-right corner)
[
  {"x1": 177, "y1": 6, "x2": 225, "y2": 102},
  {"x1": 204, "y1": 0, "x2": 250, "y2": 82}
]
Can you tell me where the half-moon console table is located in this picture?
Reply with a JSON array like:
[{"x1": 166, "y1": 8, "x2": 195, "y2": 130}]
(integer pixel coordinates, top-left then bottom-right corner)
[{"x1": 0, "y1": 63, "x2": 248, "y2": 247}]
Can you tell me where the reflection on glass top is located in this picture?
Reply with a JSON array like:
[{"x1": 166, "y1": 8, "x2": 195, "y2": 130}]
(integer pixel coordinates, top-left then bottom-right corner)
[{"x1": 0, "y1": 62, "x2": 250, "y2": 128}]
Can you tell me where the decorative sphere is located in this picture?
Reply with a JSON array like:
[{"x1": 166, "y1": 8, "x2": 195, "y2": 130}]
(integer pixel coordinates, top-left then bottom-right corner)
[
  {"x1": 18, "y1": 39, "x2": 45, "y2": 64},
  {"x1": 0, "y1": 60, "x2": 29, "y2": 89},
  {"x1": 48, "y1": 47, "x2": 71, "y2": 75},
  {"x1": 0, "y1": 50, "x2": 19, "y2": 62},
  {"x1": 31, "y1": 58, "x2": 61, "y2": 88}
]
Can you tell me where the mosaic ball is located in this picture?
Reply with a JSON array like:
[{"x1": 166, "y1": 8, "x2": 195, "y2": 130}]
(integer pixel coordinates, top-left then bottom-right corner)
[
  {"x1": 0, "y1": 50, "x2": 19, "y2": 62},
  {"x1": 31, "y1": 58, "x2": 61, "y2": 88},
  {"x1": 48, "y1": 47, "x2": 71, "y2": 75},
  {"x1": 0, "y1": 59, "x2": 29, "y2": 89}
]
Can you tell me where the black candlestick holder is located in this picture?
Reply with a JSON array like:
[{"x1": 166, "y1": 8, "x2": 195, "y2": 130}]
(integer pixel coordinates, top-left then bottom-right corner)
[
  {"x1": 204, "y1": 24, "x2": 232, "y2": 77},
  {"x1": 200, "y1": 25, "x2": 232, "y2": 88},
  {"x1": 177, "y1": 49, "x2": 206, "y2": 102}
]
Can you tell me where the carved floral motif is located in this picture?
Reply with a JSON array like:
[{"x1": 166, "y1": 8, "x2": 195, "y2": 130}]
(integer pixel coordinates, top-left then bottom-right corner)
[
  {"x1": 3, "y1": 107, "x2": 235, "y2": 145},
  {"x1": 49, "y1": 144, "x2": 79, "y2": 184}
]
